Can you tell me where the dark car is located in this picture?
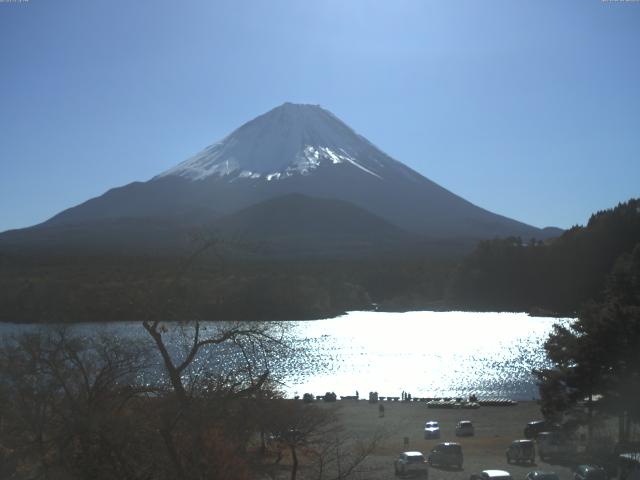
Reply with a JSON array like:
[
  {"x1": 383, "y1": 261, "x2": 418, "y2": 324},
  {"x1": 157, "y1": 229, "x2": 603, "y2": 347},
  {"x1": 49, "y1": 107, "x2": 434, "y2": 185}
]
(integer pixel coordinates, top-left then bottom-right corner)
[
  {"x1": 428, "y1": 442, "x2": 463, "y2": 469},
  {"x1": 506, "y1": 439, "x2": 535, "y2": 464},
  {"x1": 575, "y1": 465, "x2": 607, "y2": 480},
  {"x1": 525, "y1": 421, "x2": 558, "y2": 439},
  {"x1": 456, "y1": 420, "x2": 475, "y2": 437},
  {"x1": 537, "y1": 431, "x2": 577, "y2": 461}
]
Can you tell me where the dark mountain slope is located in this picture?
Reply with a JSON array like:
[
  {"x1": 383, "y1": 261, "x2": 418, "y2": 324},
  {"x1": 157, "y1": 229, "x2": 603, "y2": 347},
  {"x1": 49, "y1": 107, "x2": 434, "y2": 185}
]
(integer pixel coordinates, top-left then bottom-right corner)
[
  {"x1": 209, "y1": 193, "x2": 412, "y2": 257},
  {"x1": 0, "y1": 194, "x2": 417, "y2": 258}
]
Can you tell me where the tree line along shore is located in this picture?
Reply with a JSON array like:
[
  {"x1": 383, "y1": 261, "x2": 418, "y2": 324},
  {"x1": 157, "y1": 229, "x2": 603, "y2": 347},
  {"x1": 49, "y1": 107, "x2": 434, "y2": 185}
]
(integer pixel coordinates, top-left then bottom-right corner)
[{"x1": 0, "y1": 198, "x2": 638, "y2": 323}]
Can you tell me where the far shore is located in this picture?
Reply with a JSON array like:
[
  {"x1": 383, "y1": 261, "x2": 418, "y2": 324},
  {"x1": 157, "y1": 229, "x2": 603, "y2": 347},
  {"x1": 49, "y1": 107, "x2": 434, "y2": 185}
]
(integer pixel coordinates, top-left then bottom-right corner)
[{"x1": 0, "y1": 307, "x2": 574, "y2": 325}]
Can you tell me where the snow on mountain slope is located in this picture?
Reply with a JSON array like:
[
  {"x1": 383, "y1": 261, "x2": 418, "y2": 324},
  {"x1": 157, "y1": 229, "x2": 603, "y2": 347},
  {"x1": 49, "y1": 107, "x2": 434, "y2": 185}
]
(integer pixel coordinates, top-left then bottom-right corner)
[{"x1": 156, "y1": 103, "x2": 405, "y2": 182}]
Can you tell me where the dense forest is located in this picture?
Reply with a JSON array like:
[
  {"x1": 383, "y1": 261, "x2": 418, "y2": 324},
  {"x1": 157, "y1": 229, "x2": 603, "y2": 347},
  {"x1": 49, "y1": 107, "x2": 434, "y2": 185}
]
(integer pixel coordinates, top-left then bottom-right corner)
[
  {"x1": 0, "y1": 252, "x2": 454, "y2": 323},
  {"x1": 447, "y1": 198, "x2": 640, "y2": 315},
  {"x1": 0, "y1": 199, "x2": 638, "y2": 322}
]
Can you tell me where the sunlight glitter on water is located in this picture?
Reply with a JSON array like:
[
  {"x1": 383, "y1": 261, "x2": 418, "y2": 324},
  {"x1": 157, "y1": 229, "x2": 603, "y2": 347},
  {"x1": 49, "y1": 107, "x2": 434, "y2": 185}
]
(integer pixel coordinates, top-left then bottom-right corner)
[
  {"x1": 277, "y1": 311, "x2": 570, "y2": 400},
  {"x1": 0, "y1": 311, "x2": 570, "y2": 400}
]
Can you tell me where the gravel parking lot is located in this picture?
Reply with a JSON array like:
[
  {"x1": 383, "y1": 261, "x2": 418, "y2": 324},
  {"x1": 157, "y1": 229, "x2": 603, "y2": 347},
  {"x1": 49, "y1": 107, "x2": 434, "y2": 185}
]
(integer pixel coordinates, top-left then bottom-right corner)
[{"x1": 322, "y1": 400, "x2": 578, "y2": 480}]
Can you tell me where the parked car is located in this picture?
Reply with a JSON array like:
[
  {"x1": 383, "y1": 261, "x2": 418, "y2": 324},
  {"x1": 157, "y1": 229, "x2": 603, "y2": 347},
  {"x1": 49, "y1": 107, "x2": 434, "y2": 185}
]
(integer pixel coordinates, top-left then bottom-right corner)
[
  {"x1": 424, "y1": 421, "x2": 440, "y2": 439},
  {"x1": 428, "y1": 442, "x2": 463, "y2": 469},
  {"x1": 525, "y1": 470, "x2": 560, "y2": 480},
  {"x1": 536, "y1": 431, "x2": 577, "y2": 461},
  {"x1": 574, "y1": 465, "x2": 607, "y2": 480},
  {"x1": 506, "y1": 439, "x2": 535, "y2": 464},
  {"x1": 456, "y1": 420, "x2": 475, "y2": 437},
  {"x1": 618, "y1": 453, "x2": 640, "y2": 480},
  {"x1": 268, "y1": 429, "x2": 302, "y2": 445},
  {"x1": 525, "y1": 421, "x2": 558, "y2": 439},
  {"x1": 469, "y1": 470, "x2": 512, "y2": 480},
  {"x1": 394, "y1": 451, "x2": 428, "y2": 477}
]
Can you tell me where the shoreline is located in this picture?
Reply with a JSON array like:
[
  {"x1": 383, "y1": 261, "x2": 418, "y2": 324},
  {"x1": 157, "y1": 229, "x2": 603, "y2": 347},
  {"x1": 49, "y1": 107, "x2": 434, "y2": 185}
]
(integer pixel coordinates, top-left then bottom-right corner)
[{"x1": 0, "y1": 308, "x2": 573, "y2": 325}]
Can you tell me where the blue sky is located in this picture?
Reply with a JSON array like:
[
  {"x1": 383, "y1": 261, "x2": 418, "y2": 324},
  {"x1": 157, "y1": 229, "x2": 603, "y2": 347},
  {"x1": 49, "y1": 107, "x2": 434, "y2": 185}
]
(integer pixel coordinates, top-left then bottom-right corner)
[{"x1": 1, "y1": 0, "x2": 639, "y2": 232}]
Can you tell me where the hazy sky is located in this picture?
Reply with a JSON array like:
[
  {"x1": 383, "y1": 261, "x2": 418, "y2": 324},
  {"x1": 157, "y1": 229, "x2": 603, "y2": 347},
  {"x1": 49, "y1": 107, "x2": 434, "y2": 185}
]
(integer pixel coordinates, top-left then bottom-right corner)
[{"x1": 1, "y1": 0, "x2": 639, "y2": 232}]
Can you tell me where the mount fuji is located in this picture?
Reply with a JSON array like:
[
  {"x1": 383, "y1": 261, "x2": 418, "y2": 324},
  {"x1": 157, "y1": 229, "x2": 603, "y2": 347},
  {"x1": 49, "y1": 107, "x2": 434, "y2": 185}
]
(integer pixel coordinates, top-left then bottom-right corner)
[{"x1": 1, "y1": 103, "x2": 559, "y2": 255}]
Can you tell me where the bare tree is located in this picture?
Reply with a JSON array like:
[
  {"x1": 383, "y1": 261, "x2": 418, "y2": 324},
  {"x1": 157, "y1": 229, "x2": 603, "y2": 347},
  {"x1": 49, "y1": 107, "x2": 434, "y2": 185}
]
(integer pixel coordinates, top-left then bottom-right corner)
[
  {"x1": 310, "y1": 428, "x2": 385, "y2": 480},
  {"x1": 260, "y1": 400, "x2": 386, "y2": 480},
  {"x1": 131, "y1": 235, "x2": 294, "y2": 478},
  {"x1": 0, "y1": 329, "x2": 155, "y2": 480},
  {"x1": 141, "y1": 319, "x2": 283, "y2": 406}
]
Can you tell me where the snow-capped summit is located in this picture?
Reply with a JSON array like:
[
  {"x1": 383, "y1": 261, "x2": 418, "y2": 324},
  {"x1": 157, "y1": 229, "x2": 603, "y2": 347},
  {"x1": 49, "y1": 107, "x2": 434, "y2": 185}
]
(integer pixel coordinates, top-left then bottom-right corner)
[
  {"x1": 32, "y1": 102, "x2": 558, "y2": 243},
  {"x1": 156, "y1": 103, "x2": 401, "y2": 182}
]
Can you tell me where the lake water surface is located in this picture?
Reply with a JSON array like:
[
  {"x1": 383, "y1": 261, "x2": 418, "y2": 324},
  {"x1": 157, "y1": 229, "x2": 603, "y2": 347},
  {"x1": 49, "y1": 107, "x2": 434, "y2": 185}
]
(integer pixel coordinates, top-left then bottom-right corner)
[{"x1": 0, "y1": 311, "x2": 569, "y2": 401}]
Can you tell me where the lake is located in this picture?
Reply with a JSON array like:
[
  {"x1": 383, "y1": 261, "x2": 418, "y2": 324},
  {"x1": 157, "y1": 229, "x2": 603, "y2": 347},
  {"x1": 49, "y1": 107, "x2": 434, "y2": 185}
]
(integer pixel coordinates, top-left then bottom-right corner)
[{"x1": 0, "y1": 311, "x2": 569, "y2": 400}]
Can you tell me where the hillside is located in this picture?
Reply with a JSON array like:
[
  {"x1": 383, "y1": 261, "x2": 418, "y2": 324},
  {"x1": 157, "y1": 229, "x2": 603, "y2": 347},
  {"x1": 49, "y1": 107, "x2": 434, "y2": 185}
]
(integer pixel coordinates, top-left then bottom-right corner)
[{"x1": 447, "y1": 198, "x2": 640, "y2": 314}]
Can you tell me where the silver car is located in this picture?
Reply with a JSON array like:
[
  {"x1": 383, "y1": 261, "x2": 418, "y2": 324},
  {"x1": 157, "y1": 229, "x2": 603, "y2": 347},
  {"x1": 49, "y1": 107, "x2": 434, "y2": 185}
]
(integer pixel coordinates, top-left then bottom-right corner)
[{"x1": 395, "y1": 451, "x2": 429, "y2": 477}]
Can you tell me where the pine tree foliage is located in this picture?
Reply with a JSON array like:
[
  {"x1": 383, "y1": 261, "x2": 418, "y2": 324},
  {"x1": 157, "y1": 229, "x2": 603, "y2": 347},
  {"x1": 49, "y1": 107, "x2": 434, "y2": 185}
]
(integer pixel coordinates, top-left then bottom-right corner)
[{"x1": 535, "y1": 243, "x2": 640, "y2": 443}]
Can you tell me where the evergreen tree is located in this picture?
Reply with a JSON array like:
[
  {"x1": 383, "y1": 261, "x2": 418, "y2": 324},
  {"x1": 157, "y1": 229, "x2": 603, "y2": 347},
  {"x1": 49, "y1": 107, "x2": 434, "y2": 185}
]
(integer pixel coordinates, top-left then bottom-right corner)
[{"x1": 535, "y1": 243, "x2": 640, "y2": 444}]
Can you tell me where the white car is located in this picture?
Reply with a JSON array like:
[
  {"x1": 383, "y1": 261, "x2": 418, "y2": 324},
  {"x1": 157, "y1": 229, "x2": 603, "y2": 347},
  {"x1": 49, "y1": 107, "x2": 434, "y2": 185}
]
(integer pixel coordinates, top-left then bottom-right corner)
[
  {"x1": 394, "y1": 451, "x2": 429, "y2": 477},
  {"x1": 424, "y1": 421, "x2": 440, "y2": 439},
  {"x1": 456, "y1": 420, "x2": 475, "y2": 437},
  {"x1": 470, "y1": 470, "x2": 513, "y2": 480}
]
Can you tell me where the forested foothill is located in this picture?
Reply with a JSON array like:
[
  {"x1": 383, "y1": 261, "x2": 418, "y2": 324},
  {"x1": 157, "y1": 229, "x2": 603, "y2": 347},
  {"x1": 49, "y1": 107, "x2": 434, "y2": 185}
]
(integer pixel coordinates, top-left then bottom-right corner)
[
  {"x1": 0, "y1": 252, "x2": 454, "y2": 323},
  {"x1": 447, "y1": 198, "x2": 640, "y2": 315},
  {"x1": 0, "y1": 199, "x2": 639, "y2": 323}
]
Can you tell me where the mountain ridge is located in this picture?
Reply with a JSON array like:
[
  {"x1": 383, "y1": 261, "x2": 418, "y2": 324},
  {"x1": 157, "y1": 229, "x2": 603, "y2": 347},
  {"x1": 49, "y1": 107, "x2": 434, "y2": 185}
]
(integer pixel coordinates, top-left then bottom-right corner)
[{"x1": 4, "y1": 103, "x2": 561, "y2": 253}]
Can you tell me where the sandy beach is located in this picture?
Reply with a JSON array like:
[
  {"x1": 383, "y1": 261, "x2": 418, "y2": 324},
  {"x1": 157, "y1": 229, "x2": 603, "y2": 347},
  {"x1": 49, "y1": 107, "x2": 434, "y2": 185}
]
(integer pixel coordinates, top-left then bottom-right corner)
[{"x1": 320, "y1": 400, "x2": 577, "y2": 480}]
